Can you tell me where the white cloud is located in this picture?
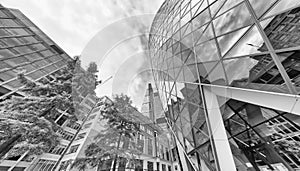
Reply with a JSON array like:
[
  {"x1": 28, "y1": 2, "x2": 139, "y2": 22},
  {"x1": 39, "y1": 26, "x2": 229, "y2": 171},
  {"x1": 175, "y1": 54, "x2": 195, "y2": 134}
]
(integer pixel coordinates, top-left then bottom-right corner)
[{"x1": 2, "y1": 0, "x2": 164, "y2": 108}]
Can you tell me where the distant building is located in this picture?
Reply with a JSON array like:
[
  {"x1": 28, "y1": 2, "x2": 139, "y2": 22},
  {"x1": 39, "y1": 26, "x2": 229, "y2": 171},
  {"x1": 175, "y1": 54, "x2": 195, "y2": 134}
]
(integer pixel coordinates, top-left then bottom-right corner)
[{"x1": 141, "y1": 83, "x2": 181, "y2": 171}]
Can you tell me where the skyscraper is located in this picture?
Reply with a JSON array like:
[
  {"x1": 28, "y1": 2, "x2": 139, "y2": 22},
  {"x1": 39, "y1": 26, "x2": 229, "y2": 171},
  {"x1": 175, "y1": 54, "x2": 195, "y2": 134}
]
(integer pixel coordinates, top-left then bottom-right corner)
[
  {"x1": 149, "y1": 0, "x2": 300, "y2": 170},
  {"x1": 0, "y1": 4, "x2": 72, "y2": 99},
  {"x1": 0, "y1": 4, "x2": 99, "y2": 171}
]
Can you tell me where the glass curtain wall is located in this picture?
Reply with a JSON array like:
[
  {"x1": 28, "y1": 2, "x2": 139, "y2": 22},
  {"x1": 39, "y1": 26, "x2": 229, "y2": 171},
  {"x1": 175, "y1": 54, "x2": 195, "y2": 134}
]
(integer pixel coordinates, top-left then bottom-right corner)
[{"x1": 149, "y1": 0, "x2": 300, "y2": 170}]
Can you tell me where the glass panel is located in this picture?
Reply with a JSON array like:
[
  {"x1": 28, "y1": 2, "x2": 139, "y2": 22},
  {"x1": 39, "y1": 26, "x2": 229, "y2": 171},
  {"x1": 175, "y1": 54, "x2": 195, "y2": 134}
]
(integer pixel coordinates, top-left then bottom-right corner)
[
  {"x1": 180, "y1": 104, "x2": 194, "y2": 147},
  {"x1": 27, "y1": 70, "x2": 44, "y2": 80},
  {"x1": 7, "y1": 28, "x2": 30, "y2": 36},
  {"x1": 205, "y1": 61, "x2": 227, "y2": 85},
  {"x1": 183, "y1": 63, "x2": 198, "y2": 83},
  {"x1": 208, "y1": 0, "x2": 226, "y2": 18},
  {"x1": 195, "y1": 39, "x2": 219, "y2": 62},
  {"x1": 18, "y1": 36, "x2": 38, "y2": 44},
  {"x1": 225, "y1": 99, "x2": 300, "y2": 170},
  {"x1": 14, "y1": 46, "x2": 33, "y2": 54},
  {"x1": 217, "y1": 26, "x2": 250, "y2": 56},
  {"x1": 11, "y1": 56, "x2": 28, "y2": 64},
  {"x1": 197, "y1": 61, "x2": 218, "y2": 79},
  {"x1": 181, "y1": 29, "x2": 194, "y2": 49},
  {"x1": 0, "y1": 61, "x2": 11, "y2": 70},
  {"x1": 213, "y1": 2, "x2": 252, "y2": 36},
  {"x1": 48, "y1": 55, "x2": 62, "y2": 63},
  {"x1": 224, "y1": 25, "x2": 264, "y2": 58},
  {"x1": 249, "y1": 0, "x2": 278, "y2": 18},
  {"x1": 217, "y1": 0, "x2": 243, "y2": 17},
  {"x1": 2, "y1": 38, "x2": 21, "y2": 46},
  {"x1": 263, "y1": 0, "x2": 300, "y2": 19},
  {"x1": 191, "y1": 0, "x2": 206, "y2": 17},
  {"x1": 261, "y1": 10, "x2": 300, "y2": 51},
  {"x1": 192, "y1": 8, "x2": 210, "y2": 29},
  {"x1": 0, "y1": 10, "x2": 8, "y2": 18},
  {"x1": 0, "y1": 19, "x2": 19, "y2": 27},
  {"x1": 0, "y1": 49, "x2": 15, "y2": 58},
  {"x1": 194, "y1": 23, "x2": 214, "y2": 46},
  {"x1": 276, "y1": 52, "x2": 300, "y2": 94},
  {"x1": 224, "y1": 55, "x2": 293, "y2": 94},
  {"x1": 6, "y1": 79, "x2": 23, "y2": 89}
]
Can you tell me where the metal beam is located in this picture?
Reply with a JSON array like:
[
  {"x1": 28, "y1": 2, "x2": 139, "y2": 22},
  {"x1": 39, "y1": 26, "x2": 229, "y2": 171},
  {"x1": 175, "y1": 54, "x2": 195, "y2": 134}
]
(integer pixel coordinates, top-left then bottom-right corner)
[{"x1": 203, "y1": 84, "x2": 300, "y2": 116}]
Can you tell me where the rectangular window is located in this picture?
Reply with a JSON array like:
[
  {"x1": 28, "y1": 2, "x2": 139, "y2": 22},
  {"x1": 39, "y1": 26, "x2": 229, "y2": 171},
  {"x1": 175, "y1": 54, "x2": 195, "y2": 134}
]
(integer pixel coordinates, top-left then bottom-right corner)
[
  {"x1": 83, "y1": 123, "x2": 92, "y2": 129},
  {"x1": 162, "y1": 164, "x2": 166, "y2": 171},
  {"x1": 56, "y1": 115, "x2": 68, "y2": 126},
  {"x1": 48, "y1": 145, "x2": 66, "y2": 155},
  {"x1": 148, "y1": 138, "x2": 153, "y2": 156},
  {"x1": 32, "y1": 159, "x2": 56, "y2": 171},
  {"x1": 147, "y1": 161, "x2": 153, "y2": 171},
  {"x1": 66, "y1": 122, "x2": 81, "y2": 130},
  {"x1": 92, "y1": 107, "x2": 100, "y2": 113},
  {"x1": 87, "y1": 114, "x2": 96, "y2": 121},
  {"x1": 166, "y1": 148, "x2": 170, "y2": 161},
  {"x1": 84, "y1": 99, "x2": 95, "y2": 108},
  {"x1": 76, "y1": 132, "x2": 86, "y2": 140},
  {"x1": 69, "y1": 144, "x2": 80, "y2": 154}
]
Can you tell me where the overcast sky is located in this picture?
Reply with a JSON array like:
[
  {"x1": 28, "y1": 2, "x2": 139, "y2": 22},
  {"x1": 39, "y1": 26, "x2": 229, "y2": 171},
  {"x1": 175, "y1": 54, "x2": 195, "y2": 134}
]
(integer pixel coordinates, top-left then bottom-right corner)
[{"x1": 1, "y1": 0, "x2": 163, "y2": 109}]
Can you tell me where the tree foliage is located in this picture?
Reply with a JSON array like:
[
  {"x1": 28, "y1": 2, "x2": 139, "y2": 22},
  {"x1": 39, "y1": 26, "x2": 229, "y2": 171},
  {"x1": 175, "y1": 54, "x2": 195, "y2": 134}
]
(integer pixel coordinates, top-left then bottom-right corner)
[
  {"x1": 72, "y1": 94, "x2": 142, "y2": 170},
  {"x1": 0, "y1": 60, "x2": 78, "y2": 158}
]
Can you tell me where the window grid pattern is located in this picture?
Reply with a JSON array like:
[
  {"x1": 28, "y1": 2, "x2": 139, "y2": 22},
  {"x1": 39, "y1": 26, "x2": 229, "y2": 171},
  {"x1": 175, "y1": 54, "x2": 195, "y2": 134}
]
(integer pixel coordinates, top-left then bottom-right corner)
[{"x1": 149, "y1": 0, "x2": 300, "y2": 170}]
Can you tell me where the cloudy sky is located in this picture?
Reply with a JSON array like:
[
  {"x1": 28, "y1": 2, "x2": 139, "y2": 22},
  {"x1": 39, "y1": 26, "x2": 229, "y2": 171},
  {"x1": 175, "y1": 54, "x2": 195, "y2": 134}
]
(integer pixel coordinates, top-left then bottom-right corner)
[{"x1": 1, "y1": 0, "x2": 163, "y2": 108}]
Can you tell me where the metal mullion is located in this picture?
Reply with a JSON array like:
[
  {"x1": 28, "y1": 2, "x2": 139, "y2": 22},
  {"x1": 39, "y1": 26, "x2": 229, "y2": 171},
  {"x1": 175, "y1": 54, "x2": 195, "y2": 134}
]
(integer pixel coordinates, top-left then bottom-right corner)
[
  {"x1": 39, "y1": 159, "x2": 50, "y2": 171},
  {"x1": 228, "y1": 112, "x2": 286, "y2": 140},
  {"x1": 0, "y1": 17, "x2": 16, "y2": 19},
  {"x1": 0, "y1": 62, "x2": 66, "y2": 99},
  {"x1": 0, "y1": 48, "x2": 48, "y2": 62},
  {"x1": 214, "y1": 1, "x2": 245, "y2": 19},
  {"x1": 180, "y1": 2, "x2": 191, "y2": 18},
  {"x1": 0, "y1": 41, "x2": 42, "y2": 50},
  {"x1": 0, "y1": 26, "x2": 26, "y2": 29},
  {"x1": 221, "y1": 0, "x2": 279, "y2": 58},
  {"x1": 198, "y1": 85, "x2": 221, "y2": 171},
  {"x1": 220, "y1": 24, "x2": 255, "y2": 58},
  {"x1": 231, "y1": 104, "x2": 295, "y2": 171},
  {"x1": 0, "y1": 53, "x2": 57, "y2": 74},
  {"x1": 259, "y1": 1, "x2": 300, "y2": 22},
  {"x1": 163, "y1": 48, "x2": 198, "y2": 106},
  {"x1": 0, "y1": 58, "x2": 62, "y2": 87},
  {"x1": 190, "y1": 0, "x2": 205, "y2": 18},
  {"x1": 206, "y1": 0, "x2": 229, "y2": 85},
  {"x1": 245, "y1": 0, "x2": 297, "y2": 94},
  {"x1": 0, "y1": 34, "x2": 34, "y2": 39},
  {"x1": 178, "y1": 105, "x2": 210, "y2": 140}
]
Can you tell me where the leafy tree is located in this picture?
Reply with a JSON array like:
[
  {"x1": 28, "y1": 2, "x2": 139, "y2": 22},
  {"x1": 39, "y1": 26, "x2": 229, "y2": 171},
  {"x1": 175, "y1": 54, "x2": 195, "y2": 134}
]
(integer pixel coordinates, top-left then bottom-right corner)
[
  {"x1": 72, "y1": 94, "x2": 142, "y2": 170},
  {"x1": 0, "y1": 60, "x2": 78, "y2": 158}
]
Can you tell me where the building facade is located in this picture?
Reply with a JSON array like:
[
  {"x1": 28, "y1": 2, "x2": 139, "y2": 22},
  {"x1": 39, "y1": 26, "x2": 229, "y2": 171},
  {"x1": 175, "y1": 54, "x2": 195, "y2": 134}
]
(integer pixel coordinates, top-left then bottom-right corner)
[
  {"x1": 0, "y1": 4, "x2": 72, "y2": 99},
  {"x1": 149, "y1": 0, "x2": 300, "y2": 171},
  {"x1": 0, "y1": 4, "x2": 99, "y2": 171}
]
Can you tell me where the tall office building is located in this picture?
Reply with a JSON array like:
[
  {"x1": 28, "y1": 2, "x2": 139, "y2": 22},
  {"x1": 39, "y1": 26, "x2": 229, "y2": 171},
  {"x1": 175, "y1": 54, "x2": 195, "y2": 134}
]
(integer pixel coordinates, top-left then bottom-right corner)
[
  {"x1": 0, "y1": 4, "x2": 99, "y2": 171},
  {"x1": 141, "y1": 83, "x2": 165, "y2": 122},
  {"x1": 0, "y1": 4, "x2": 72, "y2": 99},
  {"x1": 141, "y1": 83, "x2": 181, "y2": 171},
  {"x1": 149, "y1": 0, "x2": 300, "y2": 171}
]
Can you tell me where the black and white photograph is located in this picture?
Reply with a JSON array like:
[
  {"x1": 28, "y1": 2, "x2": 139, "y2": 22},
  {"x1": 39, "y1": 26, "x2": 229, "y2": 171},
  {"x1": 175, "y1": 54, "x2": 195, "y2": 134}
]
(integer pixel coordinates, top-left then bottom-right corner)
[{"x1": 0, "y1": 0, "x2": 300, "y2": 170}]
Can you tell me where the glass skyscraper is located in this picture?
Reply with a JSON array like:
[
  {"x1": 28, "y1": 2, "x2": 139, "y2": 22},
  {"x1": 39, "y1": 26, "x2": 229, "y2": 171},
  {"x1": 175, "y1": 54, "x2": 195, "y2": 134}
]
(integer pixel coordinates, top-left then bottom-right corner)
[
  {"x1": 149, "y1": 0, "x2": 300, "y2": 170},
  {"x1": 0, "y1": 4, "x2": 72, "y2": 99}
]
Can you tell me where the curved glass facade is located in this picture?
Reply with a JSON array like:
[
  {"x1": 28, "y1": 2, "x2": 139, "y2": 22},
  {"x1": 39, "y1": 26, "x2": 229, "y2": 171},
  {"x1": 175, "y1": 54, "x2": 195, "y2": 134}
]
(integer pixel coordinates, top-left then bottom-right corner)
[{"x1": 149, "y1": 0, "x2": 300, "y2": 170}]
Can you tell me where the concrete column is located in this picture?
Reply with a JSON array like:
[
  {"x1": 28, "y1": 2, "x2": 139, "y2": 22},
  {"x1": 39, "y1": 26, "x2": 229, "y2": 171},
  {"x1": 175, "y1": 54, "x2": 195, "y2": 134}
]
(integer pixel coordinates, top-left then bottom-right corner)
[
  {"x1": 143, "y1": 159, "x2": 147, "y2": 170},
  {"x1": 203, "y1": 88, "x2": 236, "y2": 171}
]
